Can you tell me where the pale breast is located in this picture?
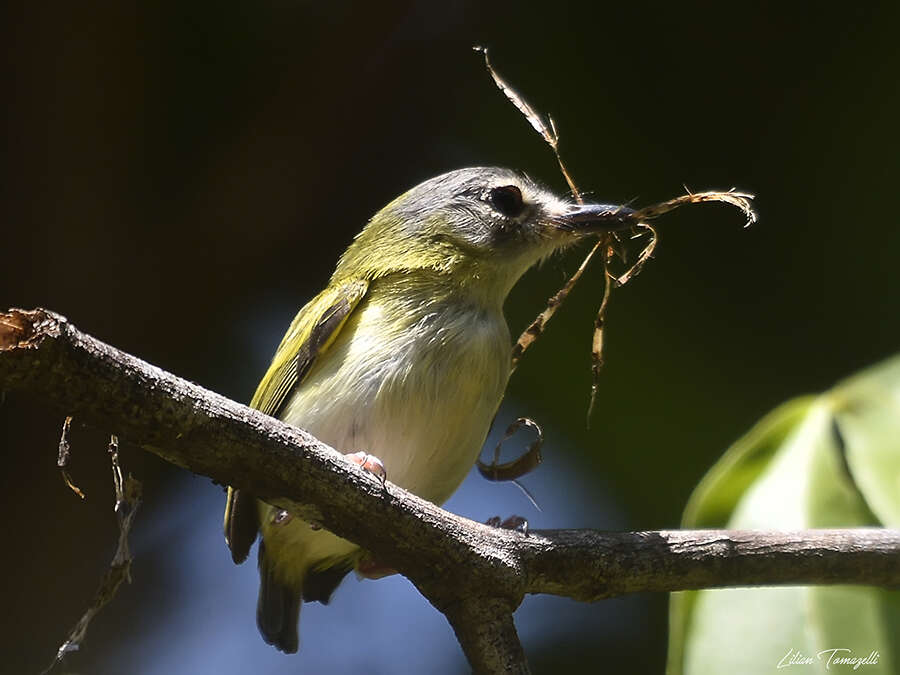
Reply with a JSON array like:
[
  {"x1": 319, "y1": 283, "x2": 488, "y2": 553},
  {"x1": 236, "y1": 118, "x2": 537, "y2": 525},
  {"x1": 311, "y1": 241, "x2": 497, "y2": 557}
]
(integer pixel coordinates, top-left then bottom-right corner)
[{"x1": 281, "y1": 289, "x2": 511, "y2": 504}]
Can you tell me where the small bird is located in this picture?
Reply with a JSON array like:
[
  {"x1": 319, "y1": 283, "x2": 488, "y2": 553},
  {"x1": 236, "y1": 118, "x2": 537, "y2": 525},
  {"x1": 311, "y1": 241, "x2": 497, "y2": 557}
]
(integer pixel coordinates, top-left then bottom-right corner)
[{"x1": 223, "y1": 167, "x2": 633, "y2": 653}]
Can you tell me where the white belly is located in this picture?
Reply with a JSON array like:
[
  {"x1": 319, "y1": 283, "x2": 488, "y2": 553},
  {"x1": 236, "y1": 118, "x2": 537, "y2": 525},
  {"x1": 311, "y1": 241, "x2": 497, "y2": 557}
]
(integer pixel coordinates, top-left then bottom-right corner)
[{"x1": 261, "y1": 291, "x2": 511, "y2": 580}]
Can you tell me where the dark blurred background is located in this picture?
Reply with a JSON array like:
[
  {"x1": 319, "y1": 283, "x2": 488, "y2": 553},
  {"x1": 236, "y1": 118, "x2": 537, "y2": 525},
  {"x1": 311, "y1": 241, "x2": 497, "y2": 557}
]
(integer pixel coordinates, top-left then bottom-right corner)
[{"x1": 4, "y1": 2, "x2": 899, "y2": 674}]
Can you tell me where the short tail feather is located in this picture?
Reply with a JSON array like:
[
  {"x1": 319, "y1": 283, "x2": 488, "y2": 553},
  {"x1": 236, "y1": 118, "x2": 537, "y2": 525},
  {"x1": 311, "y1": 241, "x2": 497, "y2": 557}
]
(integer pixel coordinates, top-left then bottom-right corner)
[
  {"x1": 303, "y1": 564, "x2": 353, "y2": 604},
  {"x1": 224, "y1": 487, "x2": 258, "y2": 564}
]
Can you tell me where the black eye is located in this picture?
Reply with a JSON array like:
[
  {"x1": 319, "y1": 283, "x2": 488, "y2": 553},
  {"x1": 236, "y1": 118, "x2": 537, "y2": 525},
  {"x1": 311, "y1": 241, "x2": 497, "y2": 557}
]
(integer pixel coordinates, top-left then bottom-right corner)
[{"x1": 488, "y1": 185, "x2": 525, "y2": 218}]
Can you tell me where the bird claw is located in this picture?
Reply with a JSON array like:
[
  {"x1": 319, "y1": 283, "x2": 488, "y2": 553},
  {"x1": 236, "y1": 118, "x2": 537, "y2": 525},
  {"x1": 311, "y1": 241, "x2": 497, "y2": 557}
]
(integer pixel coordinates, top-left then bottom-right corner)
[
  {"x1": 345, "y1": 451, "x2": 387, "y2": 485},
  {"x1": 485, "y1": 515, "x2": 529, "y2": 535},
  {"x1": 271, "y1": 509, "x2": 293, "y2": 526}
]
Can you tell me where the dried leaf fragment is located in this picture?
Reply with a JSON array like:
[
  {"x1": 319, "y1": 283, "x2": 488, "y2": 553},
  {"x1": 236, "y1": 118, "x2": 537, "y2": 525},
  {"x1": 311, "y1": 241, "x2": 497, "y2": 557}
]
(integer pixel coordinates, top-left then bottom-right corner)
[{"x1": 477, "y1": 417, "x2": 544, "y2": 482}]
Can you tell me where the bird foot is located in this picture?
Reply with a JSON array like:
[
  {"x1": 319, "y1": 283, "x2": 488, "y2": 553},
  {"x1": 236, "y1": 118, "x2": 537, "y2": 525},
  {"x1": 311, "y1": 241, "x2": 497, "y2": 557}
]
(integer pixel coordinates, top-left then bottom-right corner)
[
  {"x1": 345, "y1": 451, "x2": 387, "y2": 485},
  {"x1": 270, "y1": 453, "x2": 386, "y2": 531},
  {"x1": 270, "y1": 509, "x2": 294, "y2": 526},
  {"x1": 485, "y1": 515, "x2": 529, "y2": 535}
]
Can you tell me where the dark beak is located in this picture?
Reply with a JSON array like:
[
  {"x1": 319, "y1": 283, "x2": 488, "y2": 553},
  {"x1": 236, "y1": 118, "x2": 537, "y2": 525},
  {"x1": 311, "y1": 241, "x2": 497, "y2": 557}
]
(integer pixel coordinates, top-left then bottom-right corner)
[{"x1": 559, "y1": 203, "x2": 637, "y2": 232}]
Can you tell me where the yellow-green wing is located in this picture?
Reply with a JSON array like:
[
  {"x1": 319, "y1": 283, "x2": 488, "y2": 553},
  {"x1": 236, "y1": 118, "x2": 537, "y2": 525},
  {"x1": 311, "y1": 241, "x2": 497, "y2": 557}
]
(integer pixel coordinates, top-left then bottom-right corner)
[{"x1": 224, "y1": 279, "x2": 369, "y2": 563}]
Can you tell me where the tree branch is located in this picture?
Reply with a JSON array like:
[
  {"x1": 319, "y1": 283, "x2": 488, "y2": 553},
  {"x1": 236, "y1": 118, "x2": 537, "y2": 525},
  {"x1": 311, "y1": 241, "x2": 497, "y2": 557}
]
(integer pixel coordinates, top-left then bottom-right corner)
[
  {"x1": 443, "y1": 597, "x2": 529, "y2": 674},
  {"x1": 3, "y1": 308, "x2": 899, "y2": 673}
]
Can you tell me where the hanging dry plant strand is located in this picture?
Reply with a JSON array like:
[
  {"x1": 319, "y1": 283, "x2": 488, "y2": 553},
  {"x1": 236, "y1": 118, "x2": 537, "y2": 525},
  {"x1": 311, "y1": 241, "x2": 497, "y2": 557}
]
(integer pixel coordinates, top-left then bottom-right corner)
[
  {"x1": 586, "y1": 245, "x2": 615, "y2": 425},
  {"x1": 475, "y1": 46, "x2": 615, "y2": 382},
  {"x1": 108, "y1": 435, "x2": 125, "y2": 513},
  {"x1": 475, "y1": 48, "x2": 560, "y2": 156},
  {"x1": 547, "y1": 113, "x2": 582, "y2": 201},
  {"x1": 586, "y1": 191, "x2": 755, "y2": 420},
  {"x1": 609, "y1": 190, "x2": 756, "y2": 287},
  {"x1": 586, "y1": 190, "x2": 755, "y2": 421},
  {"x1": 599, "y1": 190, "x2": 755, "y2": 289},
  {"x1": 510, "y1": 237, "x2": 604, "y2": 371},
  {"x1": 634, "y1": 189, "x2": 757, "y2": 226},
  {"x1": 476, "y1": 417, "x2": 545, "y2": 482},
  {"x1": 43, "y1": 434, "x2": 141, "y2": 675},
  {"x1": 57, "y1": 415, "x2": 85, "y2": 499},
  {"x1": 615, "y1": 223, "x2": 659, "y2": 287},
  {"x1": 476, "y1": 47, "x2": 756, "y2": 425},
  {"x1": 476, "y1": 45, "x2": 619, "y2": 424},
  {"x1": 475, "y1": 47, "x2": 581, "y2": 200}
]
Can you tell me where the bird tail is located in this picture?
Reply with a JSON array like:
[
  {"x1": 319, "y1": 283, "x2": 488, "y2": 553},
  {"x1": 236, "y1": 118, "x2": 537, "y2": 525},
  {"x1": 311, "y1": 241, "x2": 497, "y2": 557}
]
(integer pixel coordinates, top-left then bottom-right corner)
[
  {"x1": 257, "y1": 540, "x2": 302, "y2": 654},
  {"x1": 256, "y1": 540, "x2": 354, "y2": 653}
]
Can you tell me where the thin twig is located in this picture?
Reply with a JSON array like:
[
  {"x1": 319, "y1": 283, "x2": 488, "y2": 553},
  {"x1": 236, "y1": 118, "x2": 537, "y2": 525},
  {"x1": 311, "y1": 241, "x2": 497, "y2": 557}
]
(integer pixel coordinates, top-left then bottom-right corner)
[{"x1": 3, "y1": 309, "x2": 897, "y2": 598}]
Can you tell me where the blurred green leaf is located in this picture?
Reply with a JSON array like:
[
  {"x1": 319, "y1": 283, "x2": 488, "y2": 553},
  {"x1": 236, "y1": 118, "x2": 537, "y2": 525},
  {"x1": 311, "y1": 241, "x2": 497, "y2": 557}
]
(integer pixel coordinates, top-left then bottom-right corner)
[
  {"x1": 680, "y1": 396, "x2": 816, "y2": 529},
  {"x1": 830, "y1": 356, "x2": 900, "y2": 527},
  {"x1": 667, "y1": 355, "x2": 900, "y2": 675}
]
